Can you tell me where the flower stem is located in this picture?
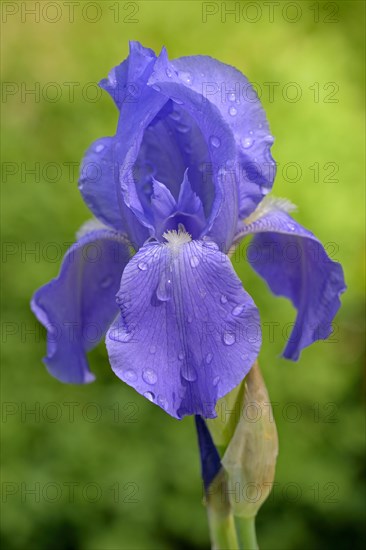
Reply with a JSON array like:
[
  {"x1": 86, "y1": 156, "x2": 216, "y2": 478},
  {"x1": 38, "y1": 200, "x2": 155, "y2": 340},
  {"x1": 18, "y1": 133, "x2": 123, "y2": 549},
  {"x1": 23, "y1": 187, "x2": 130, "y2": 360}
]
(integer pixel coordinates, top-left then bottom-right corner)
[
  {"x1": 235, "y1": 516, "x2": 258, "y2": 550},
  {"x1": 205, "y1": 470, "x2": 240, "y2": 550}
]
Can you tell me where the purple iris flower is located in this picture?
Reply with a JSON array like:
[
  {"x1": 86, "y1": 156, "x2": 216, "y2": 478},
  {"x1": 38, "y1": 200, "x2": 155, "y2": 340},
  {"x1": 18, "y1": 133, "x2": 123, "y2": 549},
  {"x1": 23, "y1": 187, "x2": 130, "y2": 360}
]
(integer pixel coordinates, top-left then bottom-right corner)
[{"x1": 31, "y1": 42, "x2": 345, "y2": 419}]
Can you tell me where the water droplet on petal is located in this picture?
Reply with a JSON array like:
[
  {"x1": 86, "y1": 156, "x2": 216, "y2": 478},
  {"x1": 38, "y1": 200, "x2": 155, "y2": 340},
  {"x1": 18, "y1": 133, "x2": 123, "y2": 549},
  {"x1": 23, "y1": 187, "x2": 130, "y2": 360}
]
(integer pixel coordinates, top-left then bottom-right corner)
[
  {"x1": 138, "y1": 261, "x2": 148, "y2": 271},
  {"x1": 228, "y1": 92, "x2": 236, "y2": 102},
  {"x1": 203, "y1": 240, "x2": 219, "y2": 251},
  {"x1": 171, "y1": 97, "x2": 184, "y2": 105},
  {"x1": 166, "y1": 67, "x2": 172, "y2": 77},
  {"x1": 176, "y1": 123, "x2": 190, "y2": 134},
  {"x1": 232, "y1": 304, "x2": 245, "y2": 316},
  {"x1": 152, "y1": 84, "x2": 161, "y2": 92},
  {"x1": 190, "y1": 255, "x2": 200, "y2": 268},
  {"x1": 205, "y1": 353, "x2": 213, "y2": 365},
  {"x1": 288, "y1": 223, "x2": 296, "y2": 231},
  {"x1": 124, "y1": 369, "x2": 137, "y2": 382},
  {"x1": 178, "y1": 71, "x2": 192, "y2": 85},
  {"x1": 229, "y1": 106, "x2": 237, "y2": 116},
  {"x1": 143, "y1": 391, "x2": 155, "y2": 402},
  {"x1": 210, "y1": 135, "x2": 221, "y2": 148},
  {"x1": 181, "y1": 363, "x2": 197, "y2": 382},
  {"x1": 187, "y1": 315, "x2": 193, "y2": 324},
  {"x1": 220, "y1": 294, "x2": 228, "y2": 304},
  {"x1": 109, "y1": 328, "x2": 133, "y2": 343},
  {"x1": 169, "y1": 110, "x2": 181, "y2": 121},
  {"x1": 156, "y1": 275, "x2": 172, "y2": 302},
  {"x1": 213, "y1": 376, "x2": 220, "y2": 386},
  {"x1": 223, "y1": 331, "x2": 236, "y2": 346},
  {"x1": 142, "y1": 368, "x2": 157, "y2": 385},
  {"x1": 242, "y1": 137, "x2": 254, "y2": 149},
  {"x1": 157, "y1": 395, "x2": 168, "y2": 410},
  {"x1": 100, "y1": 275, "x2": 113, "y2": 289},
  {"x1": 150, "y1": 345, "x2": 156, "y2": 354},
  {"x1": 178, "y1": 351, "x2": 184, "y2": 360},
  {"x1": 95, "y1": 144, "x2": 104, "y2": 153}
]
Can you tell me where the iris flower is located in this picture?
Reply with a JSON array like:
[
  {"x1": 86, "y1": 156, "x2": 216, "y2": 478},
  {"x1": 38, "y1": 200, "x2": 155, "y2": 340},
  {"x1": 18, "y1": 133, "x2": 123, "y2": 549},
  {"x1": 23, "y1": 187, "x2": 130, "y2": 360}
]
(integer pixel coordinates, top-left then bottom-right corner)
[{"x1": 31, "y1": 42, "x2": 345, "y2": 419}]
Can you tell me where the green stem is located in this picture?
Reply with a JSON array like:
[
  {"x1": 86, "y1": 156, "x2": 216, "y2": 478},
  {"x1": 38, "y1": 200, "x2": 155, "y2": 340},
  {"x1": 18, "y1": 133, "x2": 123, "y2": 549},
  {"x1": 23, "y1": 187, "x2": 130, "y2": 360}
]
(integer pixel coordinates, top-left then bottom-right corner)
[
  {"x1": 235, "y1": 516, "x2": 258, "y2": 550},
  {"x1": 205, "y1": 471, "x2": 240, "y2": 549}
]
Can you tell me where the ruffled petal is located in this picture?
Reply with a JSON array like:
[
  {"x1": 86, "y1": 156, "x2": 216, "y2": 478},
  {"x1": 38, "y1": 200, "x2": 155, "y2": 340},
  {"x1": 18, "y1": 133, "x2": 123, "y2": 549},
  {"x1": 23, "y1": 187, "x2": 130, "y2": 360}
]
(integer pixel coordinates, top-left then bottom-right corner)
[
  {"x1": 165, "y1": 54, "x2": 276, "y2": 217},
  {"x1": 79, "y1": 137, "x2": 125, "y2": 233},
  {"x1": 31, "y1": 230, "x2": 131, "y2": 383},
  {"x1": 237, "y1": 208, "x2": 346, "y2": 359},
  {"x1": 100, "y1": 41, "x2": 156, "y2": 108},
  {"x1": 106, "y1": 238, "x2": 261, "y2": 419}
]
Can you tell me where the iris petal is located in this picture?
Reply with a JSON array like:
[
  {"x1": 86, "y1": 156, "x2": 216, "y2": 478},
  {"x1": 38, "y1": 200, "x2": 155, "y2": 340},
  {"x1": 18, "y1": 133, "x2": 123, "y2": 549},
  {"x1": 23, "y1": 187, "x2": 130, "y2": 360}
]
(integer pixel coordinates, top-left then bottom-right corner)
[
  {"x1": 31, "y1": 230, "x2": 130, "y2": 383},
  {"x1": 106, "y1": 238, "x2": 261, "y2": 419},
  {"x1": 167, "y1": 53, "x2": 276, "y2": 217},
  {"x1": 237, "y1": 209, "x2": 346, "y2": 359},
  {"x1": 79, "y1": 137, "x2": 125, "y2": 233},
  {"x1": 148, "y1": 48, "x2": 239, "y2": 251}
]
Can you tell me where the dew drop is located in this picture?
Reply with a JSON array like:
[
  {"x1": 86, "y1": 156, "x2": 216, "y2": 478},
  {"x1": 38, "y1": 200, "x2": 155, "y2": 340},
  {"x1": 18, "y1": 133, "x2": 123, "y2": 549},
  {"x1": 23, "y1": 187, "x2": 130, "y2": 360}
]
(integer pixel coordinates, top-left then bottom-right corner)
[
  {"x1": 228, "y1": 92, "x2": 236, "y2": 102},
  {"x1": 142, "y1": 368, "x2": 157, "y2": 385},
  {"x1": 100, "y1": 275, "x2": 113, "y2": 289},
  {"x1": 178, "y1": 71, "x2": 192, "y2": 85},
  {"x1": 242, "y1": 137, "x2": 254, "y2": 149},
  {"x1": 213, "y1": 376, "x2": 220, "y2": 386},
  {"x1": 203, "y1": 240, "x2": 219, "y2": 251},
  {"x1": 169, "y1": 110, "x2": 181, "y2": 121},
  {"x1": 149, "y1": 345, "x2": 156, "y2": 354},
  {"x1": 229, "y1": 106, "x2": 237, "y2": 116},
  {"x1": 166, "y1": 67, "x2": 172, "y2": 77},
  {"x1": 138, "y1": 261, "x2": 148, "y2": 271},
  {"x1": 288, "y1": 223, "x2": 296, "y2": 231},
  {"x1": 176, "y1": 123, "x2": 190, "y2": 134},
  {"x1": 210, "y1": 135, "x2": 221, "y2": 148},
  {"x1": 190, "y1": 255, "x2": 200, "y2": 268},
  {"x1": 220, "y1": 294, "x2": 228, "y2": 304},
  {"x1": 156, "y1": 275, "x2": 172, "y2": 302},
  {"x1": 223, "y1": 331, "x2": 236, "y2": 346},
  {"x1": 178, "y1": 351, "x2": 185, "y2": 360},
  {"x1": 124, "y1": 369, "x2": 137, "y2": 382},
  {"x1": 95, "y1": 144, "x2": 104, "y2": 153},
  {"x1": 157, "y1": 395, "x2": 168, "y2": 410},
  {"x1": 232, "y1": 304, "x2": 245, "y2": 316},
  {"x1": 205, "y1": 353, "x2": 213, "y2": 365},
  {"x1": 143, "y1": 391, "x2": 155, "y2": 402},
  {"x1": 181, "y1": 364, "x2": 197, "y2": 382},
  {"x1": 109, "y1": 328, "x2": 133, "y2": 343},
  {"x1": 171, "y1": 97, "x2": 184, "y2": 105},
  {"x1": 187, "y1": 315, "x2": 193, "y2": 324},
  {"x1": 152, "y1": 84, "x2": 161, "y2": 92}
]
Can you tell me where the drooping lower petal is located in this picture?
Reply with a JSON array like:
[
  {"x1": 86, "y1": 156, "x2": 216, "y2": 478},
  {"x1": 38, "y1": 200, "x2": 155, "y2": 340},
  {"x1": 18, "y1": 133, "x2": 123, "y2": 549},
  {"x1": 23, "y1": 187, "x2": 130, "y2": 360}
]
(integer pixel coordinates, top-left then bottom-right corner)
[
  {"x1": 236, "y1": 206, "x2": 346, "y2": 359},
  {"x1": 106, "y1": 236, "x2": 261, "y2": 419},
  {"x1": 31, "y1": 229, "x2": 131, "y2": 383}
]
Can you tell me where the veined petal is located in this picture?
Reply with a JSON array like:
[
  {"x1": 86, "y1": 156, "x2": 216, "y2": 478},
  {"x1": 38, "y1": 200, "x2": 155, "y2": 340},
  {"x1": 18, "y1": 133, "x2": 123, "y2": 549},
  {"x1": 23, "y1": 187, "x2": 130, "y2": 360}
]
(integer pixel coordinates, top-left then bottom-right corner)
[
  {"x1": 106, "y1": 236, "x2": 261, "y2": 419},
  {"x1": 237, "y1": 207, "x2": 346, "y2": 359},
  {"x1": 31, "y1": 229, "x2": 131, "y2": 383}
]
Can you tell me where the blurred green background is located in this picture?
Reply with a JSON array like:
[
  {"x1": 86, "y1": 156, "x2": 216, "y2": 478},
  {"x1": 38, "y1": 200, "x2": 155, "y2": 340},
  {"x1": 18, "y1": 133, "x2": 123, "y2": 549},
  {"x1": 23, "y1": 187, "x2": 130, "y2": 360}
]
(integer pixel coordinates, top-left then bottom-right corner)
[{"x1": 1, "y1": 1, "x2": 365, "y2": 549}]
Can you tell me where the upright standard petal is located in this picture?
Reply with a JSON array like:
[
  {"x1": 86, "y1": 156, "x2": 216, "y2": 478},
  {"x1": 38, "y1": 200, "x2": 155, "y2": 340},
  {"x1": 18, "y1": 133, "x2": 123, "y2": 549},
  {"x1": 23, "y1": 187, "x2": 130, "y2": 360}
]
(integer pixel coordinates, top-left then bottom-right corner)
[
  {"x1": 164, "y1": 53, "x2": 276, "y2": 217},
  {"x1": 236, "y1": 203, "x2": 346, "y2": 359},
  {"x1": 31, "y1": 230, "x2": 130, "y2": 383},
  {"x1": 106, "y1": 235, "x2": 261, "y2": 419},
  {"x1": 148, "y1": 48, "x2": 239, "y2": 251}
]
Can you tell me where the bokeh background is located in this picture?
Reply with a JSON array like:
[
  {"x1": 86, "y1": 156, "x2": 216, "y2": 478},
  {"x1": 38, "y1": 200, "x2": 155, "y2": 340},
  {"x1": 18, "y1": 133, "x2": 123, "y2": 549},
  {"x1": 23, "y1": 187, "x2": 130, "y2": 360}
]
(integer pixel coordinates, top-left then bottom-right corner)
[{"x1": 1, "y1": 1, "x2": 365, "y2": 549}]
